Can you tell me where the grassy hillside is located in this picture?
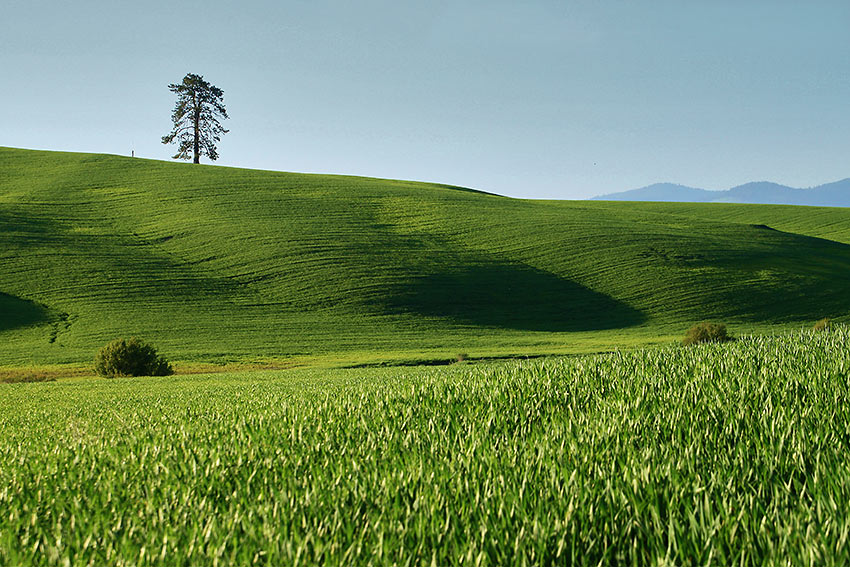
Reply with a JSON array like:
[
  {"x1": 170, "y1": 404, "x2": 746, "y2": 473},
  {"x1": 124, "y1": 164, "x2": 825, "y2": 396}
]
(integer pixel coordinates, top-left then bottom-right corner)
[{"x1": 2, "y1": 147, "x2": 850, "y2": 365}]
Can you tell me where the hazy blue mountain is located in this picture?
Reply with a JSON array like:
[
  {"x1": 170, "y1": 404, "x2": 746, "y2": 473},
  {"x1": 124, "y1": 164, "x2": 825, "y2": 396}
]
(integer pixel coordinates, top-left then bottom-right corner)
[{"x1": 594, "y1": 179, "x2": 850, "y2": 207}]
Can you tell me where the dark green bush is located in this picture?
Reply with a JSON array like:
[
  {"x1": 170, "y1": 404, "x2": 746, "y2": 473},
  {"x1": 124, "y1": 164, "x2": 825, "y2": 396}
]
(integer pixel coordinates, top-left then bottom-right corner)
[
  {"x1": 813, "y1": 318, "x2": 832, "y2": 332},
  {"x1": 682, "y1": 322, "x2": 734, "y2": 346},
  {"x1": 94, "y1": 337, "x2": 173, "y2": 378}
]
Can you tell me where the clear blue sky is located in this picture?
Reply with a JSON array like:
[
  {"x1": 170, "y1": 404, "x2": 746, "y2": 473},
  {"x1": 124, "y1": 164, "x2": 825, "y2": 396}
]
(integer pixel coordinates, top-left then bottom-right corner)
[{"x1": 2, "y1": 0, "x2": 848, "y2": 199}]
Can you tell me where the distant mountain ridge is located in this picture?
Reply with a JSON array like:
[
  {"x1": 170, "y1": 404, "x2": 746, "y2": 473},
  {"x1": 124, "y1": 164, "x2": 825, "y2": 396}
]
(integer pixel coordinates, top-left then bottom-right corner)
[{"x1": 593, "y1": 179, "x2": 850, "y2": 207}]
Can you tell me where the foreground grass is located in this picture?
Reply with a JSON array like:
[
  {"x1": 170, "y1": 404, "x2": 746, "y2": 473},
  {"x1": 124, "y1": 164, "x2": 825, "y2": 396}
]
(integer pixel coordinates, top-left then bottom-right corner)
[{"x1": 2, "y1": 329, "x2": 850, "y2": 565}]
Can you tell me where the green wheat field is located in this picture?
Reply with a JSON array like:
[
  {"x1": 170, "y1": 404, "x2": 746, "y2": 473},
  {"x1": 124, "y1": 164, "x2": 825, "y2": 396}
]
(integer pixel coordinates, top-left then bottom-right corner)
[
  {"x1": 3, "y1": 147, "x2": 850, "y2": 564},
  {"x1": 2, "y1": 147, "x2": 850, "y2": 368},
  {"x1": 2, "y1": 330, "x2": 849, "y2": 565}
]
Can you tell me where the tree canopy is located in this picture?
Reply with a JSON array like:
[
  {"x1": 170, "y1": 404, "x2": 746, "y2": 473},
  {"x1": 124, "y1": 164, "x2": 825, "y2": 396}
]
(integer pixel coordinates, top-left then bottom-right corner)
[{"x1": 161, "y1": 73, "x2": 229, "y2": 164}]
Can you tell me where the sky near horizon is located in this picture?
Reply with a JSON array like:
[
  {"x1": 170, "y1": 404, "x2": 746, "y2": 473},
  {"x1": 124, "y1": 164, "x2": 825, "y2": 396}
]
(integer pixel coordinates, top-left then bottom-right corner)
[{"x1": 2, "y1": 1, "x2": 848, "y2": 199}]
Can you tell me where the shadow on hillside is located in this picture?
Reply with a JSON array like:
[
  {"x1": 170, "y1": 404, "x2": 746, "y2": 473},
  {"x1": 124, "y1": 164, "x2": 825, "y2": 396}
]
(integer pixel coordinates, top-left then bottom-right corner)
[
  {"x1": 379, "y1": 263, "x2": 645, "y2": 332},
  {"x1": 710, "y1": 230, "x2": 850, "y2": 322},
  {"x1": 0, "y1": 292, "x2": 52, "y2": 331}
]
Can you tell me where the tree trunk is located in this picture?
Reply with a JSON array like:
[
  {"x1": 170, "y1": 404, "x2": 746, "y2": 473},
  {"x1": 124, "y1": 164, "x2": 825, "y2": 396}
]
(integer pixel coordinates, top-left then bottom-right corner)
[{"x1": 193, "y1": 91, "x2": 200, "y2": 164}]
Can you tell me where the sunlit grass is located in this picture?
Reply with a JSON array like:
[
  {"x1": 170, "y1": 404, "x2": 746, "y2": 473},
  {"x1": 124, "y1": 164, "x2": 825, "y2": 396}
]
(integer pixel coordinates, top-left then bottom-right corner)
[{"x1": 2, "y1": 328, "x2": 849, "y2": 564}]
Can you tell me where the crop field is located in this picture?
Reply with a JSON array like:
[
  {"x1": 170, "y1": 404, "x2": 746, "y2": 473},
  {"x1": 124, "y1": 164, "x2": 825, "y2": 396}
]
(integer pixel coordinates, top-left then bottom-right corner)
[
  {"x1": 2, "y1": 328, "x2": 849, "y2": 565},
  {"x1": 2, "y1": 147, "x2": 850, "y2": 368}
]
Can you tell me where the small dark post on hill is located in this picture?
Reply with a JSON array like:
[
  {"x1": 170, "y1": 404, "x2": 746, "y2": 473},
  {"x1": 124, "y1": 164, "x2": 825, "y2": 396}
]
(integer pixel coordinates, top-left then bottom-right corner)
[{"x1": 162, "y1": 73, "x2": 229, "y2": 164}]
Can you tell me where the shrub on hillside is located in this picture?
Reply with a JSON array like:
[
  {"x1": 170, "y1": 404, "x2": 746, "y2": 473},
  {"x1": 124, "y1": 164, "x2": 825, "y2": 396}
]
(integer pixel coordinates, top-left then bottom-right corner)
[
  {"x1": 813, "y1": 318, "x2": 832, "y2": 332},
  {"x1": 94, "y1": 337, "x2": 173, "y2": 378},
  {"x1": 682, "y1": 322, "x2": 734, "y2": 346}
]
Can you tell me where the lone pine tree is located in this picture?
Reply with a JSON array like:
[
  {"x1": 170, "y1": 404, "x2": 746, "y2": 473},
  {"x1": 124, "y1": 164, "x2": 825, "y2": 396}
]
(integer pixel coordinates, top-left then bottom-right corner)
[{"x1": 162, "y1": 73, "x2": 229, "y2": 164}]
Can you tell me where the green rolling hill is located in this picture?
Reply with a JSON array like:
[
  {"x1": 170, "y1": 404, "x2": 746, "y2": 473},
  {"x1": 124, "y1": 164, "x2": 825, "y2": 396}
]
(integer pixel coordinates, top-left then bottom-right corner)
[{"x1": 2, "y1": 146, "x2": 849, "y2": 366}]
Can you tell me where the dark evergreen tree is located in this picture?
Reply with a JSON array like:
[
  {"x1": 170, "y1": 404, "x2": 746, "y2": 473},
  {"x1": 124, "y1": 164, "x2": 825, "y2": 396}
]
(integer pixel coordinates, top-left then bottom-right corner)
[{"x1": 161, "y1": 73, "x2": 229, "y2": 164}]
